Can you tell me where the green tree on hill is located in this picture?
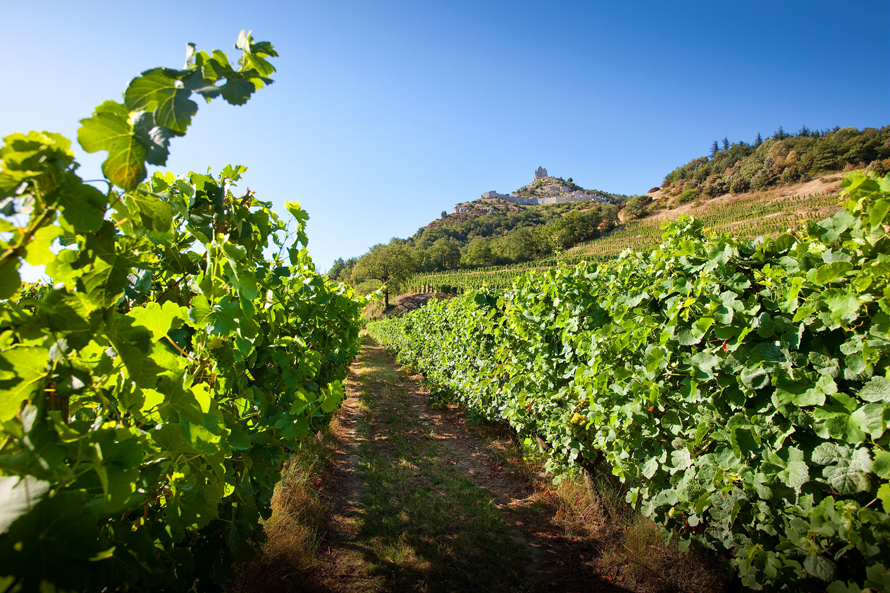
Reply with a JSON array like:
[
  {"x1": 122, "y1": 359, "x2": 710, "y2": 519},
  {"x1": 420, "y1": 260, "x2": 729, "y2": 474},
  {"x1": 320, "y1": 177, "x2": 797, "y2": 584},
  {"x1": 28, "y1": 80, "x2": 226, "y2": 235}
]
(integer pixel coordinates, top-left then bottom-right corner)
[
  {"x1": 352, "y1": 241, "x2": 417, "y2": 308},
  {"x1": 624, "y1": 194, "x2": 651, "y2": 219},
  {"x1": 664, "y1": 125, "x2": 890, "y2": 197},
  {"x1": 328, "y1": 257, "x2": 349, "y2": 280},
  {"x1": 427, "y1": 237, "x2": 461, "y2": 270},
  {"x1": 462, "y1": 236, "x2": 495, "y2": 267}
]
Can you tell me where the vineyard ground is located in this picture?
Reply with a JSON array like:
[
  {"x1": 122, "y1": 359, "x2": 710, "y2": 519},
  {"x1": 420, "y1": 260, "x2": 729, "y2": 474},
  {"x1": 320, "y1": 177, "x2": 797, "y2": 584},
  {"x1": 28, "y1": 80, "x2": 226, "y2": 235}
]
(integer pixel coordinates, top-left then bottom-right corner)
[
  {"x1": 644, "y1": 174, "x2": 843, "y2": 221},
  {"x1": 237, "y1": 336, "x2": 725, "y2": 592}
]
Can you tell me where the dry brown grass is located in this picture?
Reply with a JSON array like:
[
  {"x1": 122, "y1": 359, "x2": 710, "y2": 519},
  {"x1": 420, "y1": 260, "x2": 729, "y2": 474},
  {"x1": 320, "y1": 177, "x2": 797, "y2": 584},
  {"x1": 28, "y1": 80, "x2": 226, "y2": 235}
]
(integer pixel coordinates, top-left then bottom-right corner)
[
  {"x1": 551, "y1": 465, "x2": 726, "y2": 593},
  {"x1": 598, "y1": 516, "x2": 725, "y2": 593},
  {"x1": 460, "y1": 417, "x2": 728, "y2": 592},
  {"x1": 230, "y1": 421, "x2": 341, "y2": 593}
]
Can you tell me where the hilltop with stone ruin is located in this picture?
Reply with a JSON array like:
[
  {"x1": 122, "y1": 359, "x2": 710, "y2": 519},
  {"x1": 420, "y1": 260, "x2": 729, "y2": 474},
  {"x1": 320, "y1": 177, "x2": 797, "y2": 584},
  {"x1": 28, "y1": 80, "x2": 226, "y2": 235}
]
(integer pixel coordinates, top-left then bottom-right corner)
[{"x1": 453, "y1": 167, "x2": 618, "y2": 214}]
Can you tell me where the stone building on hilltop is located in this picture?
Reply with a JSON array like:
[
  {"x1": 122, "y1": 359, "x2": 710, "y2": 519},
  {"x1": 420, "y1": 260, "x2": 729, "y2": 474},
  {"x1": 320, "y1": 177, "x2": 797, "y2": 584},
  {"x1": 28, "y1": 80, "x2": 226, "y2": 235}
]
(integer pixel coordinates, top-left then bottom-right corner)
[{"x1": 477, "y1": 167, "x2": 611, "y2": 207}]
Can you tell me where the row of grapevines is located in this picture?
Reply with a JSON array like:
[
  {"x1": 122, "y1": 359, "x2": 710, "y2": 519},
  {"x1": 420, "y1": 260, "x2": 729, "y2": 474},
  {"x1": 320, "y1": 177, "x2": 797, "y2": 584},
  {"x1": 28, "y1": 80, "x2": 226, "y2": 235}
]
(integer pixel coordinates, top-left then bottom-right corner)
[
  {"x1": 369, "y1": 172, "x2": 890, "y2": 592},
  {"x1": 406, "y1": 252, "x2": 615, "y2": 294},
  {"x1": 406, "y1": 190, "x2": 841, "y2": 295},
  {"x1": 0, "y1": 33, "x2": 364, "y2": 591}
]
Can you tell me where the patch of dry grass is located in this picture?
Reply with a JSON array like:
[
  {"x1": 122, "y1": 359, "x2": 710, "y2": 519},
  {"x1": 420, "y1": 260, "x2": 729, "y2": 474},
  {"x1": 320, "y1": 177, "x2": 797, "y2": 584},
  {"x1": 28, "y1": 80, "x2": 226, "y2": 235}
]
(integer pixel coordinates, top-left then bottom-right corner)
[
  {"x1": 598, "y1": 515, "x2": 725, "y2": 593},
  {"x1": 461, "y1": 416, "x2": 728, "y2": 593},
  {"x1": 558, "y1": 464, "x2": 726, "y2": 593},
  {"x1": 230, "y1": 421, "x2": 340, "y2": 593}
]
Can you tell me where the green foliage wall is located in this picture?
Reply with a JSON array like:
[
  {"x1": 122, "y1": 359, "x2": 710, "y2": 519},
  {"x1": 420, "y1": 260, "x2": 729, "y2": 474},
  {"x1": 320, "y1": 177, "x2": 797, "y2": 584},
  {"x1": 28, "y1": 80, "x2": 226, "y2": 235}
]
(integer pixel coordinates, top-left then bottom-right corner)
[
  {"x1": 0, "y1": 33, "x2": 364, "y2": 591},
  {"x1": 369, "y1": 172, "x2": 890, "y2": 592}
]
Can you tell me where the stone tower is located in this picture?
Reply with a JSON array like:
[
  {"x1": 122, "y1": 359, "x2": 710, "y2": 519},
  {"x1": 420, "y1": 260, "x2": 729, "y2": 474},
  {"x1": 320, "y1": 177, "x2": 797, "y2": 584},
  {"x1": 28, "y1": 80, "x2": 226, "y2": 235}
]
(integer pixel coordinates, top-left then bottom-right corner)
[{"x1": 534, "y1": 166, "x2": 548, "y2": 179}]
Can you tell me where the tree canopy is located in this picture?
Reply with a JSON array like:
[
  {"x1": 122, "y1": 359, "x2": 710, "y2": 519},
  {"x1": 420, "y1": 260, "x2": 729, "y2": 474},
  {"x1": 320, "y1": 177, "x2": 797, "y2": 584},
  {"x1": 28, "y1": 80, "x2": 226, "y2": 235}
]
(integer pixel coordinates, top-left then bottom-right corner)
[
  {"x1": 351, "y1": 241, "x2": 417, "y2": 307},
  {"x1": 664, "y1": 126, "x2": 890, "y2": 197}
]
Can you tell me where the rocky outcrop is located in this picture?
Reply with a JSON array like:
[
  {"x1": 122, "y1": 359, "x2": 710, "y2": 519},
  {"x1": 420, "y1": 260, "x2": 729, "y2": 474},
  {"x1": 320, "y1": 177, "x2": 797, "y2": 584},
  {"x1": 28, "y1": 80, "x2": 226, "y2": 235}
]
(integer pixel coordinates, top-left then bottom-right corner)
[{"x1": 479, "y1": 168, "x2": 612, "y2": 206}]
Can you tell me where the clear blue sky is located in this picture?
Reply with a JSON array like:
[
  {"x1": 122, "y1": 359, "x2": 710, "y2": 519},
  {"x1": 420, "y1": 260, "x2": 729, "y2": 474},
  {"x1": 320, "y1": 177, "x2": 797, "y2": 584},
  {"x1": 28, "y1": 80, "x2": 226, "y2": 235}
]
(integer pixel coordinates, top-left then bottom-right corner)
[{"x1": 3, "y1": 0, "x2": 888, "y2": 273}]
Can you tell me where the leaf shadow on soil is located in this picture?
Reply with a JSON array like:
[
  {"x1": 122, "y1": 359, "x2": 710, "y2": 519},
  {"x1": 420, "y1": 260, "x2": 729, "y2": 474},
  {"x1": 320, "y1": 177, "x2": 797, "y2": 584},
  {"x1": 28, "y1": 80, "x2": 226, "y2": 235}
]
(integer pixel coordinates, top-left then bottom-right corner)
[{"x1": 307, "y1": 336, "x2": 635, "y2": 593}]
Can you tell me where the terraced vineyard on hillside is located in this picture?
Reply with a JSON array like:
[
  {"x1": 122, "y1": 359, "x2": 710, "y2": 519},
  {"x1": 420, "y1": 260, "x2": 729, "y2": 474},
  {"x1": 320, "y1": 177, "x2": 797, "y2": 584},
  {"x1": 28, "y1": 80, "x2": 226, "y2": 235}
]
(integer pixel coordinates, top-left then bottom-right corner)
[{"x1": 406, "y1": 185, "x2": 843, "y2": 293}]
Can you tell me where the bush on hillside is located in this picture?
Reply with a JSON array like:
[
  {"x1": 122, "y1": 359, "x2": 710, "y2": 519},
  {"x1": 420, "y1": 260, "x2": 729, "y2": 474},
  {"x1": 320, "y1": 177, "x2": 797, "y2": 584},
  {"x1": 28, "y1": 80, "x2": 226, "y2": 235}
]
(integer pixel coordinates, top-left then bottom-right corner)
[{"x1": 677, "y1": 189, "x2": 697, "y2": 203}]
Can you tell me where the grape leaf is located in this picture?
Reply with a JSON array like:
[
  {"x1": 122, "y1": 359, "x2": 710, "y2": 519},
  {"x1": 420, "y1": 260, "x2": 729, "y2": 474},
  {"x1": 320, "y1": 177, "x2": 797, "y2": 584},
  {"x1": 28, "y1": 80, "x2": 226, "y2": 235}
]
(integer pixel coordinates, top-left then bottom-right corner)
[
  {"x1": 0, "y1": 347, "x2": 50, "y2": 422},
  {"x1": 822, "y1": 289, "x2": 860, "y2": 323},
  {"x1": 873, "y1": 450, "x2": 890, "y2": 479},
  {"x1": 188, "y1": 295, "x2": 240, "y2": 335},
  {"x1": 127, "y1": 302, "x2": 188, "y2": 341},
  {"x1": 0, "y1": 476, "x2": 50, "y2": 534},
  {"x1": 859, "y1": 376, "x2": 890, "y2": 403},
  {"x1": 851, "y1": 403, "x2": 886, "y2": 439},
  {"x1": 56, "y1": 176, "x2": 106, "y2": 232},
  {"x1": 804, "y1": 554, "x2": 837, "y2": 582},
  {"x1": 878, "y1": 483, "x2": 890, "y2": 513},
  {"x1": 125, "y1": 69, "x2": 198, "y2": 134},
  {"x1": 807, "y1": 262, "x2": 853, "y2": 286},
  {"x1": 78, "y1": 101, "x2": 146, "y2": 190},
  {"x1": 0, "y1": 261, "x2": 21, "y2": 300}
]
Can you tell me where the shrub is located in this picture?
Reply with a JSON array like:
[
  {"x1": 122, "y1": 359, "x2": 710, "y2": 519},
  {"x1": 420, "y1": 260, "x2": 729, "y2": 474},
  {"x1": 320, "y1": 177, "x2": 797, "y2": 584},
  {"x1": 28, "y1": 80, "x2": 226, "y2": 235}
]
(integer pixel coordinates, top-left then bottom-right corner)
[
  {"x1": 624, "y1": 195, "x2": 652, "y2": 219},
  {"x1": 677, "y1": 189, "x2": 697, "y2": 203}
]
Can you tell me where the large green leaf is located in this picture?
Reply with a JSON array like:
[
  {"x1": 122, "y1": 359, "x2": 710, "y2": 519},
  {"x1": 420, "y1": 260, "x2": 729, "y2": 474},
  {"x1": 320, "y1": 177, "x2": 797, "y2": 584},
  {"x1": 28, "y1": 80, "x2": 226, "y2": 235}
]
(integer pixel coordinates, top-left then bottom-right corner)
[
  {"x1": 873, "y1": 450, "x2": 890, "y2": 479},
  {"x1": 125, "y1": 69, "x2": 198, "y2": 134},
  {"x1": 0, "y1": 260, "x2": 21, "y2": 300},
  {"x1": 823, "y1": 459, "x2": 871, "y2": 494},
  {"x1": 804, "y1": 554, "x2": 837, "y2": 582},
  {"x1": 0, "y1": 491, "x2": 103, "y2": 590},
  {"x1": 807, "y1": 262, "x2": 854, "y2": 286},
  {"x1": 0, "y1": 476, "x2": 50, "y2": 534},
  {"x1": 77, "y1": 101, "x2": 146, "y2": 190},
  {"x1": 822, "y1": 289, "x2": 860, "y2": 323},
  {"x1": 188, "y1": 294, "x2": 240, "y2": 335},
  {"x1": 740, "y1": 366, "x2": 769, "y2": 390},
  {"x1": 780, "y1": 447, "x2": 810, "y2": 491},
  {"x1": 127, "y1": 302, "x2": 188, "y2": 341},
  {"x1": 851, "y1": 403, "x2": 886, "y2": 439},
  {"x1": 220, "y1": 75, "x2": 258, "y2": 106},
  {"x1": 80, "y1": 256, "x2": 131, "y2": 309},
  {"x1": 0, "y1": 346, "x2": 50, "y2": 422},
  {"x1": 130, "y1": 192, "x2": 174, "y2": 235},
  {"x1": 859, "y1": 376, "x2": 890, "y2": 403},
  {"x1": 56, "y1": 175, "x2": 107, "y2": 233}
]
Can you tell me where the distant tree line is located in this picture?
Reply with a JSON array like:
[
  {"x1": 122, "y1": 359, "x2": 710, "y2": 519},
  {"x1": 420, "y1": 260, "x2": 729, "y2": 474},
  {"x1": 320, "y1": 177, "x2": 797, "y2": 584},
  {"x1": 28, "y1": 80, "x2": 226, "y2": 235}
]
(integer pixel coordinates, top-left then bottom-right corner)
[
  {"x1": 664, "y1": 125, "x2": 890, "y2": 199},
  {"x1": 327, "y1": 201, "x2": 619, "y2": 301}
]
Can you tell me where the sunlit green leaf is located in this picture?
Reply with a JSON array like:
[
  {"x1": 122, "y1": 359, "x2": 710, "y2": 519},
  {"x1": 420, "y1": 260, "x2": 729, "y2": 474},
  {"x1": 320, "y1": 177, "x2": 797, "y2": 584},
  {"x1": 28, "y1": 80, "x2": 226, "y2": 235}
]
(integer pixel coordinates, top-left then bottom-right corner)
[{"x1": 78, "y1": 101, "x2": 146, "y2": 190}]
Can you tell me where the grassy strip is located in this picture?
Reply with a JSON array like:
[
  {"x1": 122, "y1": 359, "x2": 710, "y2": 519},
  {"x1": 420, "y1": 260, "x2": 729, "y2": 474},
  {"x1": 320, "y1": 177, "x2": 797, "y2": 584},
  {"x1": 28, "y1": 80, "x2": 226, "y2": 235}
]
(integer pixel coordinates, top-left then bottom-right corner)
[
  {"x1": 231, "y1": 425, "x2": 340, "y2": 591},
  {"x1": 455, "y1": 405, "x2": 727, "y2": 592},
  {"x1": 349, "y1": 339, "x2": 532, "y2": 592}
]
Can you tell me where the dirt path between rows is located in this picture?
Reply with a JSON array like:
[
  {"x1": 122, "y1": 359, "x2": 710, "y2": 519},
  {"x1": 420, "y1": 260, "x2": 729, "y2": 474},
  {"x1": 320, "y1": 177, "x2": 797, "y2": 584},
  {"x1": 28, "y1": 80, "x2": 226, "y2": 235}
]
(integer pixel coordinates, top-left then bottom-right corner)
[{"x1": 306, "y1": 335, "x2": 631, "y2": 593}]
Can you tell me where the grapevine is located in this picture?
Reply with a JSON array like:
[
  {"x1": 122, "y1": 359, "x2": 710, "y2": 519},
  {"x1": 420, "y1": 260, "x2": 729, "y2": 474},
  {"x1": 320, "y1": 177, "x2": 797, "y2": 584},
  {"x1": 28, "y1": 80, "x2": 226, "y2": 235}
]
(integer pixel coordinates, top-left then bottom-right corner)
[
  {"x1": 369, "y1": 171, "x2": 890, "y2": 592},
  {"x1": 0, "y1": 32, "x2": 364, "y2": 591}
]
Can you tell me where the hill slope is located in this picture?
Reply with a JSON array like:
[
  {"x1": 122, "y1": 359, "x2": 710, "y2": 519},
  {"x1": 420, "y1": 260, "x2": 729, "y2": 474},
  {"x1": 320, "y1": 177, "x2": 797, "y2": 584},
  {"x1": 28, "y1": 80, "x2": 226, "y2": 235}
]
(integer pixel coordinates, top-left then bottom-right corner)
[
  {"x1": 332, "y1": 125, "x2": 888, "y2": 294},
  {"x1": 407, "y1": 174, "x2": 844, "y2": 293}
]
